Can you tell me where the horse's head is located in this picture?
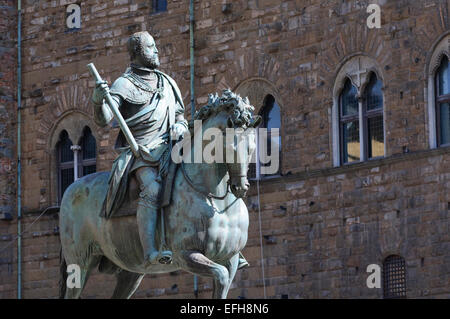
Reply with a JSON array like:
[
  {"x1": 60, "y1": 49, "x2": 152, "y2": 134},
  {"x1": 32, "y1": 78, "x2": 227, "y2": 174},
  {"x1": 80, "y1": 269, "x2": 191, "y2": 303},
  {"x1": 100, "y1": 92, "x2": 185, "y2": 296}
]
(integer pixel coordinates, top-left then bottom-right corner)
[{"x1": 193, "y1": 90, "x2": 261, "y2": 198}]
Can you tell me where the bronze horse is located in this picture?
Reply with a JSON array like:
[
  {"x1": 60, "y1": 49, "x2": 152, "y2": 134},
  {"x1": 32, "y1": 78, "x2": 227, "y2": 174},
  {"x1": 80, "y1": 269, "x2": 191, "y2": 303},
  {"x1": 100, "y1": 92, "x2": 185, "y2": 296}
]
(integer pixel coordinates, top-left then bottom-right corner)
[{"x1": 59, "y1": 91, "x2": 261, "y2": 298}]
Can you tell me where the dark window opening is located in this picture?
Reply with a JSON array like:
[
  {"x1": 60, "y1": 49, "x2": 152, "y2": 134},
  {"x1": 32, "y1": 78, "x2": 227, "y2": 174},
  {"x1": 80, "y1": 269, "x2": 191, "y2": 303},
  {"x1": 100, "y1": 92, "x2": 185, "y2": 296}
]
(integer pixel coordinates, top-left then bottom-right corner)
[
  {"x1": 78, "y1": 127, "x2": 97, "y2": 178},
  {"x1": 57, "y1": 130, "x2": 74, "y2": 201},
  {"x1": 152, "y1": 0, "x2": 167, "y2": 13},
  {"x1": 436, "y1": 55, "x2": 450, "y2": 146}
]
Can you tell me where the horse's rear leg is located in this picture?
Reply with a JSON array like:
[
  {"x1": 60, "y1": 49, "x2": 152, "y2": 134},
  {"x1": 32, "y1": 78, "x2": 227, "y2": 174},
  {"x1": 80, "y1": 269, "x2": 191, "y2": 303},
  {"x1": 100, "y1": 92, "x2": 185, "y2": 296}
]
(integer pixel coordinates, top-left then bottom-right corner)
[
  {"x1": 111, "y1": 270, "x2": 145, "y2": 299},
  {"x1": 64, "y1": 255, "x2": 101, "y2": 299},
  {"x1": 180, "y1": 251, "x2": 229, "y2": 299}
]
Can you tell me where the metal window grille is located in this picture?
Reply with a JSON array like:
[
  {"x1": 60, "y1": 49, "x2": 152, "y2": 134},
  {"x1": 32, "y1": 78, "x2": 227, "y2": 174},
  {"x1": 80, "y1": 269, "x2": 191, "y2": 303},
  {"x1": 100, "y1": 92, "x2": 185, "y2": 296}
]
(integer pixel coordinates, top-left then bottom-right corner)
[{"x1": 383, "y1": 255, "x2": 407, "y2": 299}]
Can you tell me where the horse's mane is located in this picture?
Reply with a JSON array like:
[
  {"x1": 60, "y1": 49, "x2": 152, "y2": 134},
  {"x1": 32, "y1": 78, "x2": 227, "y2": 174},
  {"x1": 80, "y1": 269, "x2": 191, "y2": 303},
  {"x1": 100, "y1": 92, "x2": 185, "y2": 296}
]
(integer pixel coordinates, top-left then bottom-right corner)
[{"x1": 192, "y1": 89, "x2": 256, "y2": 129}]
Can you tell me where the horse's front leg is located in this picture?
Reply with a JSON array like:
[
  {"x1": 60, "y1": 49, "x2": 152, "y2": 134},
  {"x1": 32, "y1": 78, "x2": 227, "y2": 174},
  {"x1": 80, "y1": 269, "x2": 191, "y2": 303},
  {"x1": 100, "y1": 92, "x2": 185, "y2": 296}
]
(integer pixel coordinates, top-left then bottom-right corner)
[
  {"x1": 179, "y1": 251, "x2": 229, "y2": 299},
  {"x1": 223, "y1": 253, "x2": 240, "y2": 297}
]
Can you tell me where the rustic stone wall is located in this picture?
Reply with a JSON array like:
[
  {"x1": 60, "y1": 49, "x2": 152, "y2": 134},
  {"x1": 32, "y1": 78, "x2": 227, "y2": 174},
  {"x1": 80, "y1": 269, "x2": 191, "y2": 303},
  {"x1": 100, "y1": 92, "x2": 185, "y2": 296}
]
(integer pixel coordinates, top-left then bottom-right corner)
[
  {"x1": 241, "y1": 149, "x2": 450, "y2": 299},
  {"x1": 0, "y1": 0, "x2": 17, "y2": 219},
  {"x1": 0, "y1": 0, "x2": 17, "y2": 298},
  {"x1": 0, "y1": 0, "x2": 449, "y2": 298}
]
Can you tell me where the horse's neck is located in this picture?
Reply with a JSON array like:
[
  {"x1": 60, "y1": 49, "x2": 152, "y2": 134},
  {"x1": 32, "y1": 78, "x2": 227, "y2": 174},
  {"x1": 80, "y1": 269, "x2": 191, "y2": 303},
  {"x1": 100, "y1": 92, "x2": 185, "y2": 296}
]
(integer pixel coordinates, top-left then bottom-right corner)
[{"x1": 185, "y1": 161, "x2": 228, "y2": 192}]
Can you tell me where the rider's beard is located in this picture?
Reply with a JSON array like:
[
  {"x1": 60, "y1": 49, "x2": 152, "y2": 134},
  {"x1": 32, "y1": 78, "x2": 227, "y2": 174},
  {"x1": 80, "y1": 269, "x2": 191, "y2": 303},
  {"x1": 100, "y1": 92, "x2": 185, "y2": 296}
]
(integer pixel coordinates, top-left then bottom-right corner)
[{"x1": 140, "y1": 53, "x2": 160, "y2": 69}]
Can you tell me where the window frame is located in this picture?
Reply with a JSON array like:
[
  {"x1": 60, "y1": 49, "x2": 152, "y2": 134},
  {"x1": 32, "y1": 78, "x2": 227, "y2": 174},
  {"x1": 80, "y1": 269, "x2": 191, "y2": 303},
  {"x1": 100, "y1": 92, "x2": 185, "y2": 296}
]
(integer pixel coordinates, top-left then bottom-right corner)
[
  {"x1": 363, "y1": 73, "x2": 385, "y2": 160},
  {"x1": 250, "y1": 94, "x2": 282, "y2": 181},
  {"x1": 435, "y1": 56, "x2": 450, "y2": 147},
  {"x1": 56, "y1": 127, "x2": 98, "y2": 202},
  {"x1": 338, "y1": 73, "x2": 385, "y2": 166},
  {"x1": 332, "y1": 57, "x2": 387, "y2": 167},
  {"x1": 339, "y1": 79, "x2": 360, "y2": 165}
]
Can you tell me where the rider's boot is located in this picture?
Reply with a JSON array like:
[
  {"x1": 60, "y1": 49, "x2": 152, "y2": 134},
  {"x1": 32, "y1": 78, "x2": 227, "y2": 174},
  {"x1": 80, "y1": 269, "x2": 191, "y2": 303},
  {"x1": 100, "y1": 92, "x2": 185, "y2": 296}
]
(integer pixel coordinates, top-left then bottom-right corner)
[{"x1": 137, "y1": 198, "x2": 173, "y2": 265}]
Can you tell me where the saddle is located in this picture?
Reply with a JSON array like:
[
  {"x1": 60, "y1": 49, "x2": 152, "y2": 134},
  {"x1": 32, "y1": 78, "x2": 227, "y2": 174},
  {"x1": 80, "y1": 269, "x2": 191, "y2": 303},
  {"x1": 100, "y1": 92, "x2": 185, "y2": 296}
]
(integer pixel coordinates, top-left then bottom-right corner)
[{"x1": 112, "y1": 160, "x2": 179, "y2": 217}]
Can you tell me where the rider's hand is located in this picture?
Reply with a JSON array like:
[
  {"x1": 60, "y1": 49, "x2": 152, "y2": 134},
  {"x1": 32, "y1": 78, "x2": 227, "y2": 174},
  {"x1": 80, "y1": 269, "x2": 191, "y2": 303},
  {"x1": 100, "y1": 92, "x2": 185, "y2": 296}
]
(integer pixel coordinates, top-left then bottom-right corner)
[
  {"x1": 92, "y1": 80, "x2": 109, "y2": 105},
  {"x1": 171, "y1": 122, "x2": 187, "y2": 141}
]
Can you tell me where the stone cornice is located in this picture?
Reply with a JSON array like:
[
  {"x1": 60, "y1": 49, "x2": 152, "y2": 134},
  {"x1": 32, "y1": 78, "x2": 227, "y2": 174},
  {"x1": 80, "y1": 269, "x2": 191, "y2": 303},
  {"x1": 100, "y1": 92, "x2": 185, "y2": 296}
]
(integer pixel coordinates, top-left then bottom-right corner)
[{"x1": 249, "y1": 146, "x2": 450, "y2": 193}]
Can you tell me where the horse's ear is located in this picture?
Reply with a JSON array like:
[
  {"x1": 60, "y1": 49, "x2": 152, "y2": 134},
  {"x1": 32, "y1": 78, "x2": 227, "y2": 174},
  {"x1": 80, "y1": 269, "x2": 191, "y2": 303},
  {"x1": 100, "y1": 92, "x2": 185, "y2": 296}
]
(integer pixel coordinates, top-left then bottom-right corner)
[
  {"x1": 227, "y1": 117, "x2": 234, "y2": 128},
  {"x1": 251, "y1": 115, "x2": 262, "y2": 128}
]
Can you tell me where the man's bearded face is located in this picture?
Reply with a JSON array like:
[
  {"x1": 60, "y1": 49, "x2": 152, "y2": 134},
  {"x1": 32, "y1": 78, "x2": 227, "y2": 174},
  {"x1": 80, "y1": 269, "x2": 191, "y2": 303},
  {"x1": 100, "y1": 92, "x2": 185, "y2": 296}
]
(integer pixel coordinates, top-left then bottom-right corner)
[{"x1": 138, "y1": 35, "x2": 160, "y2": 69}]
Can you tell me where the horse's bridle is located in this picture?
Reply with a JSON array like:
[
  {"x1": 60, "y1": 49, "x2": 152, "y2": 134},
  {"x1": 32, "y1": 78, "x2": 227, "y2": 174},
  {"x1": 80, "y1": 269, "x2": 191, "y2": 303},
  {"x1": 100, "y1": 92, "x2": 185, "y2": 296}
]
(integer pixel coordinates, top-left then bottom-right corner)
[
  {"x1": 180, "y1": 161, "x2": 231, "y2": 200},
  {"x1": 178, "y1": 126, "x2": 252, "y2": 200}
]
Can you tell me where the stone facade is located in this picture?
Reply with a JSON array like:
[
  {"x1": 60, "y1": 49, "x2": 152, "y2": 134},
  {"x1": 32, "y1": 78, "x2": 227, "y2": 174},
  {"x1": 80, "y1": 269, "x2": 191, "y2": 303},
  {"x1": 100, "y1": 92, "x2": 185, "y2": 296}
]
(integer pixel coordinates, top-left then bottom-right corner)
[
  {"x1": 0, "y1": 0, "x2": 17, "y2": 220},
  {"x1": 0, "y1": 0, "x2": 449, "y2": 298},
  {"x1": 0, "y1": 0, "x2": 18, "y2": 296}
]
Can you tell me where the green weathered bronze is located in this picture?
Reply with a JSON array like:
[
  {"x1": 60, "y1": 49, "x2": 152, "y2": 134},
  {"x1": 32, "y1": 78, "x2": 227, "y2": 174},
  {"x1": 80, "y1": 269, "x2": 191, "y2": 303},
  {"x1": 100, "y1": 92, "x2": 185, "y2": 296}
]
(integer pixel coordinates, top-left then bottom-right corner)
[{"x1": 59, "y1": 31, "x2": 261, "y2": 299}]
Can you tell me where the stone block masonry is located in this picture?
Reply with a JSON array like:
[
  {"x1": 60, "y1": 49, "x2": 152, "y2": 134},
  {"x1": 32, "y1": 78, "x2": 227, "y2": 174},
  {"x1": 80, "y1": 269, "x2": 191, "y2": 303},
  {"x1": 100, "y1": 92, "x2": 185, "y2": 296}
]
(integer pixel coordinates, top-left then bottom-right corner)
[{"x1": 0, "y1": 0, "x2": 17, "y2": 297}]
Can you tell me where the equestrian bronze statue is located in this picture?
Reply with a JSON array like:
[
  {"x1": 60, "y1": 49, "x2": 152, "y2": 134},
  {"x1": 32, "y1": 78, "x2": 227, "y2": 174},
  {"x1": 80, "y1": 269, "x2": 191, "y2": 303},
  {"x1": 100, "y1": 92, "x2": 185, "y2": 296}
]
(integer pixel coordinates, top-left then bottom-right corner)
[{"x1": 59, "y1": 31, "x2": 261, "y2": 299}]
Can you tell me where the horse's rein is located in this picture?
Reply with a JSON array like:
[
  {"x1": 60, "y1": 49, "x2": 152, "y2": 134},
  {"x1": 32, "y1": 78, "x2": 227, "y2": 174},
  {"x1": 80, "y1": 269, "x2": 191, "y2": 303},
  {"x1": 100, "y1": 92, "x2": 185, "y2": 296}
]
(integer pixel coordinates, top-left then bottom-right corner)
[
  {"x1": 177, "y1": 126, "x2": 251, "y2": 200},
  {"x1": 180, "y1": 161, "x2": 230, "y2": 200},
  {"x1": 169, "y1": 134, "x2": 229, "y2": 200}
]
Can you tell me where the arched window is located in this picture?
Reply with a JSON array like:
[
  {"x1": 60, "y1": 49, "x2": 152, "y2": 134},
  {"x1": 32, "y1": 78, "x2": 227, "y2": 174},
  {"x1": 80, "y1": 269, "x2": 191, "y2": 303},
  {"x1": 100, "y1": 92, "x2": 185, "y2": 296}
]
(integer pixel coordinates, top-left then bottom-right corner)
[
  {"x1": 56, "y1": 127, "x2": 97, "y2": 202},
  {"x1": 79, "y1": 127, "x2": 97, "y2": 177},
  {"x1": 383, "y1": 255, "x2": 407, "y2": 299},
  {"x1": 152, "y1": 0, "x2": 167, "y2": 13},
  {"x1": 333, "y1": 57, "x2": 385, "y2": 166},
  {"x1": 57, "y1": 130, "x2": 74, "y2": 201},
  {"x1": 435, "y1": 56, "x2": 450, "y2": 146},
  {"x1": 338, "y1": 73, "x2": 384, "y2": 164},
  {"x1": 251, "y1": 94, "x2": 281, "y2": 179}
]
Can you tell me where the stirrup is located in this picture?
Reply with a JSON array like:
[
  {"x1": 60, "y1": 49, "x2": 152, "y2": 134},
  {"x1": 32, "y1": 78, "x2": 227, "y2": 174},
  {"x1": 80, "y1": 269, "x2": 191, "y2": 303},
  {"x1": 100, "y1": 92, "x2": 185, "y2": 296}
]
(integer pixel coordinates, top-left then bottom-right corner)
[
  {"x1": 238, "y1": 257, "x2": 249, "y2": 270},
  {"x1": 158, "y1": 251, "x2": 173, "y2": 265},
  {"x1": 146, "y1": 250, "x2": 173, "y2": 265}
]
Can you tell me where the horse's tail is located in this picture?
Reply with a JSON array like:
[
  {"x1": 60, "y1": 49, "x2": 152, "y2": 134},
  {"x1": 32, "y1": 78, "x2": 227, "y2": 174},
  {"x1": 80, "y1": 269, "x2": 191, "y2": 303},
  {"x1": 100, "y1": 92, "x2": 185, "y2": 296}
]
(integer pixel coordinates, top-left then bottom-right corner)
[{"x1": 59, "y1": 248, "x2": 67, "y2": 299}]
